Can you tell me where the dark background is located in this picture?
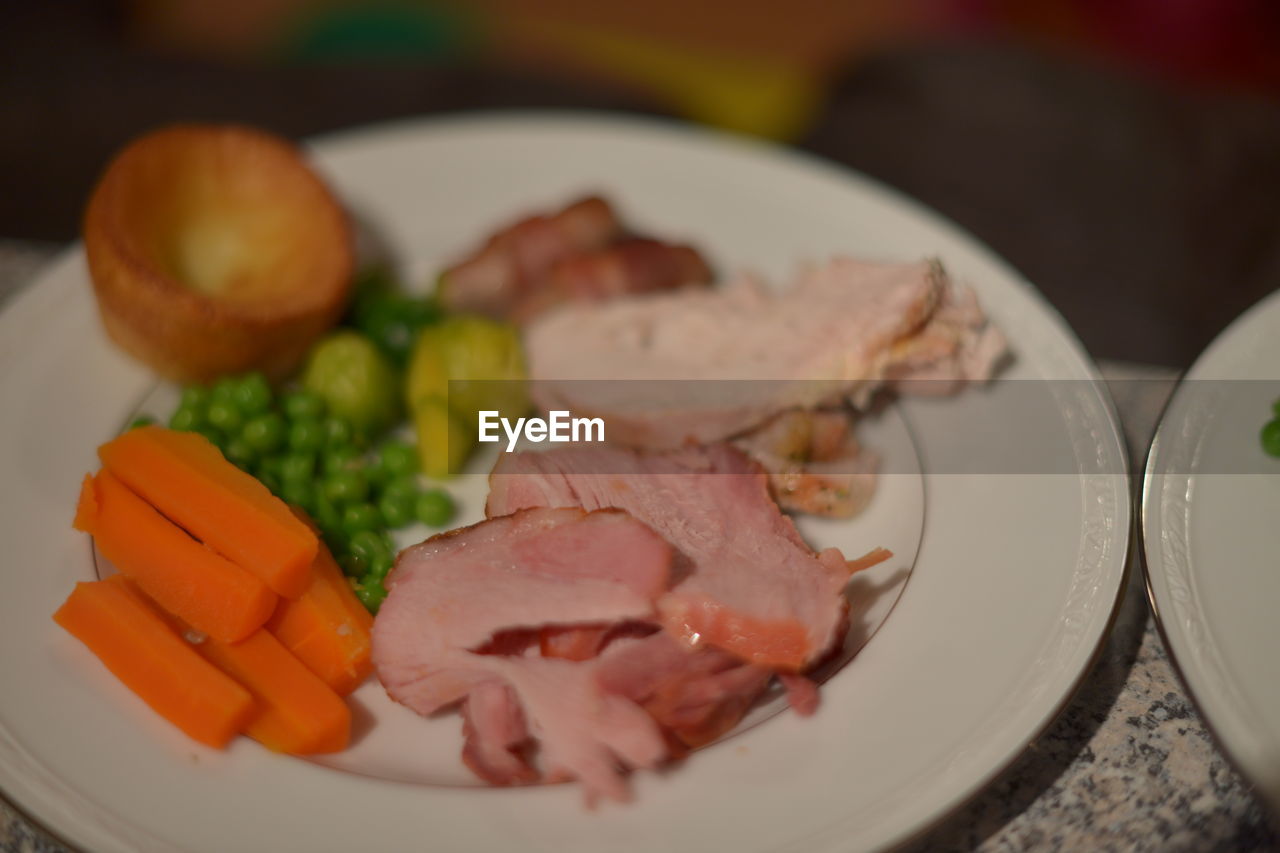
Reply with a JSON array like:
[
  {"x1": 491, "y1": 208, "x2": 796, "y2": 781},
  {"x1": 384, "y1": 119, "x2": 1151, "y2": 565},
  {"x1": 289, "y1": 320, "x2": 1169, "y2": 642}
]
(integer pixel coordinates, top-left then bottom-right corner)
[{"x1": 4, "y1": 0, "x2": 1280, "y2": 367}]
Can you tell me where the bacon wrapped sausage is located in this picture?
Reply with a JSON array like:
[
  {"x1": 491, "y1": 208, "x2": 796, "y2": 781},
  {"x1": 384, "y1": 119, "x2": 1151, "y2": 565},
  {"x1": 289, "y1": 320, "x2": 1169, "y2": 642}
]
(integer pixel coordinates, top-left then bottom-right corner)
[
  {"x1": 438, "y1": 196, "x2": 712, "y2": 322},
  {"x1": 438, "y1": 195, "x2": 622, "y2": 317}
]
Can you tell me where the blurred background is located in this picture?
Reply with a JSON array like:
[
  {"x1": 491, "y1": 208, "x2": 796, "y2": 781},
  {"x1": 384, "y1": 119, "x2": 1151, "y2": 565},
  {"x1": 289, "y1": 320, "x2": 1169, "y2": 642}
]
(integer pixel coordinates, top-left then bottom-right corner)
[{"x1": 3, "y1": 0, "x2": 1279, "y2": 366}]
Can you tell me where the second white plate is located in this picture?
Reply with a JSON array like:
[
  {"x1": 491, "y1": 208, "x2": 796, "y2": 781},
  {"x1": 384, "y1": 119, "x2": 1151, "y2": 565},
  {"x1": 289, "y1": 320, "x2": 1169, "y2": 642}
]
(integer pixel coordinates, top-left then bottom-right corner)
[{"x1": 1143, "y1": 288, "x2": 1280, "y2": 810}]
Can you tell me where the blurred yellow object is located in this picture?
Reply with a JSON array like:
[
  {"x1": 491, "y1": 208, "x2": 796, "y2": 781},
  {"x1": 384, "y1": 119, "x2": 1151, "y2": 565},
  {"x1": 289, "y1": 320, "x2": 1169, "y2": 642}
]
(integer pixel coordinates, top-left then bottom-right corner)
[
  {"x1": 516, "y1": 21, "x2": 822, "y2": 140},
  {"x1": 411, "y1": 397, "x2": 474, "y2": 479}
]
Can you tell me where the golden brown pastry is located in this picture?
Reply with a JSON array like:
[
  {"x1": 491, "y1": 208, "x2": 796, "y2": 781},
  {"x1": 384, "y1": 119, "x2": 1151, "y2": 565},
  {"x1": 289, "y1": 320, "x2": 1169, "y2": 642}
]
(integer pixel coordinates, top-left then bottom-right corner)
[{"x1": 84, "y1": 124, "x2": 354, "y2": 382}]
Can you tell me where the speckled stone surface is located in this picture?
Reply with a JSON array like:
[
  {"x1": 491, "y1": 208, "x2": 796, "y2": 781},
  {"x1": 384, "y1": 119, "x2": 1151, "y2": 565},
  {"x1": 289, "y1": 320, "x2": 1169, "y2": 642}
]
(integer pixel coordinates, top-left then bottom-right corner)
[
  {"x1": 1, "y1": 244, "x2": 1277, "y2": 852},
  {"x1": 903, "y1": 564, "x2": 1278, "y2": 852}
]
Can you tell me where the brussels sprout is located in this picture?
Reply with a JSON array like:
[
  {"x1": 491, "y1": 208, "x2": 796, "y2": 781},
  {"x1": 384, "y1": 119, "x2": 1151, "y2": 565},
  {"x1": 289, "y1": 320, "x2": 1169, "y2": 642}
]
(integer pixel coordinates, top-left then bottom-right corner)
[
  {"x1": 412, "y1": 396, "x2": 474, "y2": 479},
  {"x1": 405, "y1": 315, "x2": 529, "y2": 427},
  {"x1": 301, "y1": 331, "x2": 400, "y2": 440}
]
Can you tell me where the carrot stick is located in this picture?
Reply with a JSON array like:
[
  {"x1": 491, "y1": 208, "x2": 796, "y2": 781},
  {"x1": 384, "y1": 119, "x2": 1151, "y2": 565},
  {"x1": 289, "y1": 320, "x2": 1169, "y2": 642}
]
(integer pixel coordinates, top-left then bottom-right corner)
[
  {"x1": 53, "y1": 575, "x2": 255, "y2": 748},
  {"x1": 73, "y1": 473, "x2": 98, "y2": 532},
  {"x1": 539, "y1": 625, "x2": 609, "y2": 661},
  {"x1": 194, "y1": 629, "x2": 351, "y2": 754},
  {"x1": 98, "y1": 426, "x2": 317, "y2": 598},
  {"x1": 74, "y1": 471, "x2": 276, "y2": 643},
  {"x1": 266, "y1": 526, "x2": 373, "y2": 696},
  {"x1": 845, "y1": 547, "x2": 893, "y2": 574}
]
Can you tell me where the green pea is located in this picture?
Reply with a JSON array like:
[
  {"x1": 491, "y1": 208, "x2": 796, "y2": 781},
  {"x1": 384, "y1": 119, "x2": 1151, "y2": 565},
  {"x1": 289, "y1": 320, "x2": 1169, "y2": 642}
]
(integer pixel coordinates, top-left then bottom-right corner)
[
  {"x1": 367, "y1": 550, "x2": 394, "y2": 580},
  {"x1": 223, "y1": 437, "x2": 256, "y2": 469},
  {"x1": 206, "y1": 399, "x2": 243, "y2": 434},
  {"x1": 258, "y1": 453, "x2": 286, "y2": 479},
  {"x1": 281, "y1": 479, "x2": 313, "y2": 510},
  {"x1": 168, "y1": 405, "x2": 203, "y2": 432},
  {"x1": 347, "y1": 529, "x2": 387, "y2": 564},
  {"x1": 355, "y1": 582, "x2": 386, "y2": 614},
  {"x1": 364, "y1": 455, "x2": 387, "y2": 487},
  {"x1": 378, "y1": 491, "x2": 414, "y2": 529},
  {"x1": 232, "y1": 372, "x2": 272, "y2": 415},
  {"x1": 323, "y1": 469, "x2": 369, "y2": 506},
  {"x1": 312, "y1": 491, "x2": 342, "y2": 534},
  {"x1": 255, "y1": 468, "x2": 282, "y2": 496},
  {"x1": 242, "y1": 412, "x2": 286, "y2": 453},
  {"x1": 1262, "y1": 419, "x2": 1280, "y2": 458},
  {"x1": 210, "y1": 376, "x2": 238, "y2": 406},
  {"x1": 179, "y1": 385, "x2": 210, "y2": 410},
  {"x1": 127, "y1": 415, "x2": 156, "y2": 431},
  {"x1": 380, "y1": 474, "x2": 420, "y2": 503},
  {"x1": 415, "y1": 489, "x2": 455, "y2": 527},
  {"x1": 338, "y1": 552, "x2": 367, "y2": 578},
  {"x1": 194, "y1": 427, "x2": 224, "y2": 449},
  {"x1": 378, "y1": 440, "x2": 418, "y2": 480},
  {"x1": 288, "y1": 418, "x2": 325, "y2": 454},
  {"x1": 279, "y1": 452, "x2": 316, "y2": 484},
  {"x1": 323, "y1": 416, "x2": 355, "y2": 449},
  {"x1": 322, "y1": 445, "x2": 362, "y2": 476},
  {"x1": 342, "y1": 502, "x2": 382, "y2": 535},
  {"x1": 282, "y1": 389, "x2": 326, "y2": 421}
]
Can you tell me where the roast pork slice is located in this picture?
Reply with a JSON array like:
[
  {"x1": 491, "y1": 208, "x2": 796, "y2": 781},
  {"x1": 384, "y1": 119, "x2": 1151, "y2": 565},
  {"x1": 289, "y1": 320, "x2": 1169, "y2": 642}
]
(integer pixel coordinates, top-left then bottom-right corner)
[
  {"x1": 372, "y1": 506, "x2": 673, "y2": 802},
  {"x1": 525, "y1": 257, "x2": 1005, "y2": 449},
  {"x1": 487, "y1": 444, "x2": 854, "y2": 670}
]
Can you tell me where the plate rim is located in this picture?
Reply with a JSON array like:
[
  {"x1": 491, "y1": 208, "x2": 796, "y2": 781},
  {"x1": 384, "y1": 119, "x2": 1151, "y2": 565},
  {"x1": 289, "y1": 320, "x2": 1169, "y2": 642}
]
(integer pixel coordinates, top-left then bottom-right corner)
[
  {"x1": 0, "y1": 109, "x2": 1132, "y2": 853},
  {"x1": 1139, "y1": 286, "x2": 1280, "y2": 811}
]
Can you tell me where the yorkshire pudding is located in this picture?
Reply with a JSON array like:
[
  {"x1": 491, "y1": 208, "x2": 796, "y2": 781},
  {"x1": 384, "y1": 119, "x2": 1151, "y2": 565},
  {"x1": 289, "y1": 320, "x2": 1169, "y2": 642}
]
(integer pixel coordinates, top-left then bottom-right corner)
[{"x1": 84, "y1": 124, "x2": 354, "y2": 382}]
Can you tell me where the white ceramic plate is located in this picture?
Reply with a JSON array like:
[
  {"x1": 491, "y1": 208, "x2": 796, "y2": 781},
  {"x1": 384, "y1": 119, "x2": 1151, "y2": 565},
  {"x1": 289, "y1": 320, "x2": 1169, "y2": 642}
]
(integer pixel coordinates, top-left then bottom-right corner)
[
  {"x1": 1142, "y1": 288, "x2": 1280, "y2": 809},
  {"x1": 0, "y1": 113, "x2": 1128, "y2": 852}
]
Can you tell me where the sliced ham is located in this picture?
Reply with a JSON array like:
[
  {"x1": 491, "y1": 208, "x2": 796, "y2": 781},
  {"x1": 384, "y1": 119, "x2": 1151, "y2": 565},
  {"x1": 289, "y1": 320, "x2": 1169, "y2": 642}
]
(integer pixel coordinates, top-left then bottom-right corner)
[
  {"x1": 525, "y1": 257, "x2": 1006, "y2": 449},
  {"x1": 461, "y1": 682, "x2": 536, "y2": 785},
  {"x1": 594, "y1": 631, "x2": 774, "y2": 748},
  {"x1": 487, "y1": 443, "x2": 853, "y2": 671},
  {"x1": 372, "y1": 506, "x2": 674, "y2": 802}
]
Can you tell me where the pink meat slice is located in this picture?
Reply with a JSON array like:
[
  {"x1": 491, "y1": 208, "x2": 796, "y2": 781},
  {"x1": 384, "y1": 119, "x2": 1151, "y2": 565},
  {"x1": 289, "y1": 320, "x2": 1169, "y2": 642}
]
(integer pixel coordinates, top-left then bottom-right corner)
[
  {"x1": 461, "y1": 682, "x2": 536, "y2": 785},
  {"x1": 372, "y1": 506, "x2": 674, "y2": 802},
  {"x1": 524, "y1": 257, "x2": 1005, "y2": 449},
  {"x1": 594, "y1": 631, "x2": 774, "y2": 748},
  {"x1": 488, "y1": 444, "x2": 853, "y2": 671},
  {"x1": 439, "y1": 195, "x2": 621, "y2": 318}
]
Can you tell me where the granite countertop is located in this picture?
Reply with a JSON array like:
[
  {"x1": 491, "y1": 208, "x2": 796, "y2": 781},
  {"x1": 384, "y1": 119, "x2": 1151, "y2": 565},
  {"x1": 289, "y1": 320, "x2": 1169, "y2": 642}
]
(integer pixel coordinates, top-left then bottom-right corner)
[{"x1": 1, "y1": 242, "x2": 1276, "y2": 852}]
